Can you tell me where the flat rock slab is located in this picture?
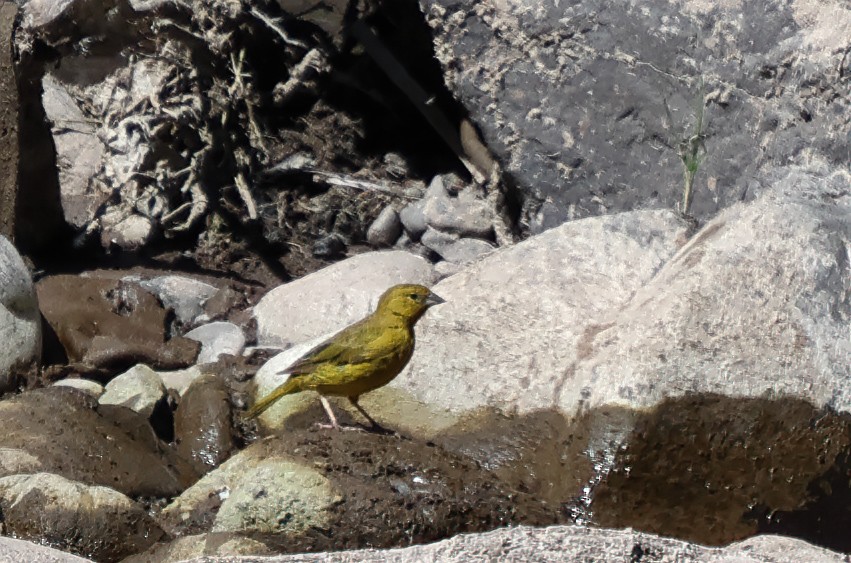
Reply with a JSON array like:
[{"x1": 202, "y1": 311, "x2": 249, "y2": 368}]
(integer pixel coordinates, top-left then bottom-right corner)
[{"x1": 178, "y1": 525, "x2": 842, "y2": 562}]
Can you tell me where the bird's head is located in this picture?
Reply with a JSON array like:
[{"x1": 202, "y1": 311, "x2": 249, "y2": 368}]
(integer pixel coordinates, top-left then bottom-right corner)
[{"x1": 376, "y1": 284, "x2": 445, "y2": 324}]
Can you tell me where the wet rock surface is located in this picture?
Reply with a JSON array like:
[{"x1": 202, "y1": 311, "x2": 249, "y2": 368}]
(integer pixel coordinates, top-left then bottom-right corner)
[
  {"x1": 37, "y1": 275, "x2": 200, "y2": 375},
  {"x1": 174, "y1": 374, "x2": 235, "y2": 475},
  {"x1": 158, "y1": 428, "x2": 563, "y2": 553},
  {"x1": 0, "y1": 387, "x2": 195, "y2": 497},
  {"x1": 0, "y1": 472, "x2": 163, "y2": 562}
]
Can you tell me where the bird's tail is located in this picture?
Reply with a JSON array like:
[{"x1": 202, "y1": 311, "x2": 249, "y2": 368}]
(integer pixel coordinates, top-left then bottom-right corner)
[{"x1": 245, "y1": 377, "x2": 301, "y2": 419}]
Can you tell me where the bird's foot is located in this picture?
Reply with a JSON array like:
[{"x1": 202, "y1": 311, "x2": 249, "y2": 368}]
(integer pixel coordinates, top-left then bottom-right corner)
[{"x1": 312, "y1": 422, "x2": 366, "y2": 432}]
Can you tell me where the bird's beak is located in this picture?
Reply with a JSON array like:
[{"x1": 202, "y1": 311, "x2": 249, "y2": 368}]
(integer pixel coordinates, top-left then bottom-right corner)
[{"x1": 425, "y1": 292, "x2": 445, "y2": 307}]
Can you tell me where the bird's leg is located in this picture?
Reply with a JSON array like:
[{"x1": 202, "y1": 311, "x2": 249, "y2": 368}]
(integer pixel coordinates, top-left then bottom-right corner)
[
  {"x1": 349, "y1": 397, "x2": 396, "y2": 435},
  {"x1": 348, "y1": 396, "x2": 379, "y2": 427},
  {"x1": 316, "y1": 396, "x2": 362, "y2": 431},
  {"x1": 317, "y1": 396, "x2": 340, "y2": 430}
]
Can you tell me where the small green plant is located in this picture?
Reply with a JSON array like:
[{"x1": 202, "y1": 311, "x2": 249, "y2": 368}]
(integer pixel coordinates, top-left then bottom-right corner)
[{"x1": 666, "y1": 76, "x2": 707, "y2": 217}]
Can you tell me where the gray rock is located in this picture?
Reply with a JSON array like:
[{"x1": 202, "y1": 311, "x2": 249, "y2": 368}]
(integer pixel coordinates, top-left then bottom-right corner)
[
  {"x1": 185, "y1": 322, "x2": 246, "y2": 364},
  {"x1": 135, "y1": 275, "x2": 219, "y2": 327},
  {"x1": 159, "y1": 365, "x2": 205, "y2": 396},
  {"x1": 422, "y1": 185, "x2": 495, "y2": 239},
  {"x1": 40, "y1": 75, "x2": 107, "y2": 229},
  {"x1": 561, "y1": 166, "x2": 851, "y2": 415},
  {"x1": 53, "y1": 378, "x2": 105, "y2": 398},
  {"x1": 254, "y1": 250, "x2": 437, "y2": 348},
  {"x1": 175, "y1": 525, "x2": 841, "y2": 562},
  {"x1": 419, "y1": 227, "x2": 458, "y2": 256},
  {"x1": 366, "y1": 206, "x2": 403, "y2": 247},
  {"x1": 433, "y1": 261, "x2": 461, "y2": 280},
  {"x1": 0, "y1": 448, "x2": 44, "y2": 475},
  {"x1": 440, "y1": 237, "x2": 496, "y2": 265},
  {"x1": 99, "y1": 212, "x2": 153, "y2": 251},
  {"x1": 421, "y1": 0, "x2": 850, "y2": 231},
  {"x1": 159, "y1": 446, "x2": 340, "y2": 537},
  {"x1": 398, "y1": 202, "x2": 427, "y2": 241},
  {"x1": 121, "y1": 533, "x2": 272, "y2": 563},
  {"x1": 99, "y1": 364, "x2": 166, "y2": 418},
  {"x1": 421, "y1": 228, "x2": 495, "y2": 265},
  {"x1": 0, "y1": 536, "x2": 93, "y2": 563},
  {"x1": 0, "y1": 236, "x2": 40, "y2": 391},
  {"x1": 0, "y1": 472, "x2": 163, "y2": 561}
]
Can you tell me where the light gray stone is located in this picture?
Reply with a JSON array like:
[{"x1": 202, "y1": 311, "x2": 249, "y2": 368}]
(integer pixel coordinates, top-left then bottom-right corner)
[
  {"x1": 99, "y1": 212, "x2": 153, "y2": 251},
  {"x1": 254, "y1": 250, "x2": 437, "y2": 348},
  {"x1": 0, "y1": 473, "x2": 163, "y2": 561},
  {"x1": 156, "y1": 365, "x2": 204, "y2": 396},
  {"x1": 0, "y1": 536, "x2": 93, "y2": 563},
  {"x1": 53, "y1": 378, "x2": 105, "y2": 398},
  {"x1": 399, "y1": 202, "x2": 427, "y2": 241},
  {"x1": 0, "y1": 236, "x2": 41, "y2": 392},
  {"x1": 159, "y1": 446, "x2": 340, "y2": 537},
  {"x1": 422, "y1": 182, "x2": 494, "y2": 239},
  {"x1": 99, "y1": 364, "x2": 166, "y2": 417},
  {"x1": 560, "y1": 166, "x2": 851, "y2": 415},
  {"x1": 41, "y1": 74, "x2": 107, "y2": 229},
  {"x1": 173, "y1": 525, "x2": 842, "y2": 562},
  {"x1": 185, "y1": 322, "x2": 246, "y2": 363},
  {"x1": 121, "y1": 533, "x2": 271, "y2": 563},
  {"x1": 135, "y1": 274, "x2": 219, "y2": 326},
  {"x1": 421, "y1": 228, "x2": 495, "y2": 265},
  {"x1": 366, "y1": 206, "x2": 402, "y2": 247}
]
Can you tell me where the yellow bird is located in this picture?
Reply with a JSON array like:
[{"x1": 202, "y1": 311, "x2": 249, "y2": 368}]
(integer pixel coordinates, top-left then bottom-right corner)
[{"x1": 246, "y1": 283, "x2": 444, "y2": 430}]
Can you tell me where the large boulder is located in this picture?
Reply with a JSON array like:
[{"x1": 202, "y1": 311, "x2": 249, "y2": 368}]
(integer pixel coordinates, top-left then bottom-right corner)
[
  {"x1": 420, "y1": 0, "x2": 850, "y2": 231},
  {"x1": 0, "y1": 236, "x2": 40, "y2": 391}
]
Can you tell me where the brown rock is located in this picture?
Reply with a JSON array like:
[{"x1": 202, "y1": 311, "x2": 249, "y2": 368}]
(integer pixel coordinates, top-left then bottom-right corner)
[
  {"x1": 174, "y1": 374, "x2": 235, "y2": 475},
  {"x1": 0, "y1": 387, "x2": 195, "y2": 497},
  {"x1": 37, "y1": 275, "x2": 200, "y2": 374}
]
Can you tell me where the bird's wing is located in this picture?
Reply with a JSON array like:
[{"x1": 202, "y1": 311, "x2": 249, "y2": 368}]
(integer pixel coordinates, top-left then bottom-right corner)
[{"x1": 282, "y1": 318, "x2": 402, "y2": 375}]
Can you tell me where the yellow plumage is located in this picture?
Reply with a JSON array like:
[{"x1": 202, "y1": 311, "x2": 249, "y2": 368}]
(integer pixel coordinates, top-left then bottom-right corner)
[{"x1": 246, "y1": 284, "x2": 444, "y2": 429}]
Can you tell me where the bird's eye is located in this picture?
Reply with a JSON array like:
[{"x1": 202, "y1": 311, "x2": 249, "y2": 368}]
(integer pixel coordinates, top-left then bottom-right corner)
[{"x1": 409, "y1": 293, "x2": 421, "y2": 301}]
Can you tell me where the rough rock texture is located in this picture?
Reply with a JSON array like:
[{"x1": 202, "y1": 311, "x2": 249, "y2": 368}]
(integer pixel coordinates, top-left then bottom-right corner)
[
  {"x1": 175, "y1": 526, "x2": 845, "y2": 563},
  {"x1": 0, "y1": 472, "x2": 163, "y2": 562},
  {"x1": 159, "y1": 429, "x2": 559, "y2": 553},
  {"x1": 159, "y1": 365, "x2": 205, "y2": 396},
  {"x1": 159, "y1": 446, "x2": 341, "y2": 538},
  {"x1": 254, "y1": 251, "x2": 437, "y2": 347},
  {"x1": 561, "y1": 166, "x2": 851, "y2": 414},
  {"x1": 421, "y1": 0, "x2": 851, "y2": 231},
  {"x1": 0, "y1": 236, "x2": 41, "y2": 391},
  {"x1": 99, "y1": 364, "x2": 167, "y2": 418},
  {"x1": 135, "y1": 275, "x2": 220, "y2": 327},
  {"x1": 40, "y1": 74, "x2": 106, "y2": 230},
  {"x1": 0, "y1": 537, "x2": 93, "y2": 563},
  {"x1": 0, "y1": 387, "x2": 194, "y2": 497},
  {"x1": 121, "y1": 533, "x2": 272, "y2": 563}
]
